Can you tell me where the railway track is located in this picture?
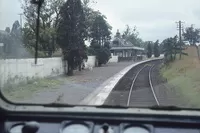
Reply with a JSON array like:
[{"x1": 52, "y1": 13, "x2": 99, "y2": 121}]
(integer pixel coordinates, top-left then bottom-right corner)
[
  {"x1": 104, "y1": 60, "x2": 161, "y2": 107},
  {"x1": 127, "y1": 63, "x2": 159, "y2": 106}
]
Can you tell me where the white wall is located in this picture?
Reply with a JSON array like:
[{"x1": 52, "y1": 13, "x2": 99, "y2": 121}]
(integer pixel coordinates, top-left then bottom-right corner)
[
  {"x1": 84, "y1": 56, "x2": 96, "y2": 68},
  {"x1": 108, "y1": 55, "x2": 118, "y2": 63},
  {"x1": 0, "y1": 56, "x2": 97, "y2": 87},
  {"x1": 0, "y1": 57, "x2": 63, "y2": 87}
]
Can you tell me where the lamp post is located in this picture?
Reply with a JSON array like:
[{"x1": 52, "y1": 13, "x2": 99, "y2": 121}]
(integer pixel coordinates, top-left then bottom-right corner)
[{"x1": 31, "y1": 0, "x2": 44, "y2": 64}]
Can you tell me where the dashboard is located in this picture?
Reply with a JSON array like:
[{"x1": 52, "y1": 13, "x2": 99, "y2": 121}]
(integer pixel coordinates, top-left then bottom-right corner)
[{"x1": 2, "y1": 110, "x2": 200, "y2": 133}]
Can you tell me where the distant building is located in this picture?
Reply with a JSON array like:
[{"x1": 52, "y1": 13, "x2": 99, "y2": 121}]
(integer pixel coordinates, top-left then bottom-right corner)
[{"x1": 110, "y1": 30, "x2": 144, "y2": 61}]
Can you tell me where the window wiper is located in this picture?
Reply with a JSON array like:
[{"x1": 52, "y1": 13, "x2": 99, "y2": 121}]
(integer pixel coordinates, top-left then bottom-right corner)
[{"x1": 149, "y1": 105, "x2": 182, "y2": 111}]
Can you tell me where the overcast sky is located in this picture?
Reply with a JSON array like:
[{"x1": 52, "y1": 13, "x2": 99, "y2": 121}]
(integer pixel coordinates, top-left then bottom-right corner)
[{"x1": 1, "y1": 0, "x2": 200, "y2": 41}]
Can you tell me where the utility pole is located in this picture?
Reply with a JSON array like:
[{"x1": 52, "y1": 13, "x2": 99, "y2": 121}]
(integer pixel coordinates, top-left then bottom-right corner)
[
  {"x1": 18, "y1": 13, "x2": 23, "y2": 28},
  {"x1": 176, "y1": 20, "x2": 184, "y2": 59},
  {"x1": 18, "y1": 13, "x2": 23, "y2": 36},
  {"x1": 31, "y1": 0, "x2": 44, "y2": 64}
]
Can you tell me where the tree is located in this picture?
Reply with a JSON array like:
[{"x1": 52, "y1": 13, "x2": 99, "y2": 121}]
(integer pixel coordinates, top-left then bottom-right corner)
[
  {"x1": 183, "y1": 26, "x2": 200, "y2": 59},
  {"x1": 162, "y1": 36, "x2": 187, "y2": 64},
  {"x1": 82, "y1": 0, "x2": 100, "y2": 40},
  {"x1": 183, "y1": 26, "x2": 200, "y2": 46},
  {"x1": 153, "y1": 40, "x2": 160, "y2": 57},
  {"x1": 104, "y1": 41, "x2": 111, "y2": 49},
  {"x1": 10, "y1": 21, "x2": 22, "y2": 58},
  {"x1": 147, "y1": 42, "x2": 152, "y2": 58},
  {"x1": 22, "y1": 0, "x2": 65, "y2": 57},
  {"x1": 172, "y1": 35, "x2": 179, "y2": 60},
  {"x1": 89, "y1": 39, "x2": 111, "y2": 66},
  {"x1": 122, "y1": 25, "x2": 143, "y2": 47},
  {"x1": 97, "y1": 47, "x2": 111, "y2": 66},
  {"x1": 162, "y1": 37, "x2": 175, "y2": 62},
  {"x1": 89, "y1": 14, "x2": 112, "y2": 66},
  {"x1": 90, "y1": 15, "x2": 112, "y2": 46},
  {"x1": 5, "y1": 27, "x2": 10, "y2": 33},
  {"x1": 57, "y1": 0, "x2": 87, "y2": 75},
  {"x1": 1, "y1": 20, "x2": 31, "y2": 58},
  {"x1": 11, "y1": 21, "x2": 21, "y2": 38}
]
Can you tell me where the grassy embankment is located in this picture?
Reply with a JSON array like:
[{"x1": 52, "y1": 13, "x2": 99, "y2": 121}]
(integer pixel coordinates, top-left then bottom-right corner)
[
  {"x1": 2, "y1": 78, "x2": 63, "y2": 101},
  {"x1": 161, "y1": 46, "x2": 200, "y2": 107}
]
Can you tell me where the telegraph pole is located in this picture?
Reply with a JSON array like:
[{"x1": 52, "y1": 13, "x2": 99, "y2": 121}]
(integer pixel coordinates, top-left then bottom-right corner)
[
  {"x1": 176, "y1": 20, "x2": 184, "y2": 59},
  {"x1": 18, "y1": 13, "x2": 23, "y2": 28},
  {"x1": 18, "y1": 13, "x2": 23, "y2": 35},
  {"x1": 31, "y1": 0, "x2": 44, "y2": 64}
]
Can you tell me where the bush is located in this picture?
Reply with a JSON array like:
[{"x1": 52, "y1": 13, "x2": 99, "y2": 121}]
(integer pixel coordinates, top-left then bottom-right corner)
[
  {"x1": 87, "y1": 47, "x2": 96, "y2": 56},
  {"x1": 97, "y1": 47, "x2": 111, "y2": 66}
]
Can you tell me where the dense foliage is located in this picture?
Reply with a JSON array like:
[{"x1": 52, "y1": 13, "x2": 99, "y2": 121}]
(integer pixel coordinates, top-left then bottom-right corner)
[
  {"x1": 57, "y1": 0, "x2": 87, "y2": 75},
  {"x1": 147, "y1": 42, "x2": 153, "y2": 58},
  {"x1": 162, "y1": 36, "x2": 187, "y2": 64},
  {"x1": 88, "y1": 13, "x2": 112, "y2": 66},
  {"x1": 0, "y1": 21, "x2": 31, "y2": 58},
  {"x1": 122, "y1": 25, "x2": 144, "y2": 47},
  {"x1": 153, "y1": 40, "x2": 160, "y2": 57},
  {"x1": 22, "y1": 0, "x2": 65, "y2": 57},
  {"x1": 183, "y1": 26, "x2": 200, "y2": 59}
]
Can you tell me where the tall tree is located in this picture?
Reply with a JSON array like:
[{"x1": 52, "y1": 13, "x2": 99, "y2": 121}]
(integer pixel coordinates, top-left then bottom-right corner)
[
  {"x1": 2, "y1": 20, "x2": 31, "y2": 58},
  {"x1": 153, "y1": 40, "x2": 160, "y2": 57},
  {"x1": 147, "y1": 42, "x2": 152, "y2": 58},
  {"x1": 90, "y1": 15, "x2": 112, "y2": 66},
  {"x1": 162, "y1": 37, "x2": 174, "y2": 62},
  {"x1": 183, "y1": 26, "x2": 200, "y2": 59},
  {"x1": 57, "y1": 0, "x2": 86, "y2": 75},
  {"x1": 82, "y1": 0, "x2": 100, "y2": 40},
  {"x1": 122, "y1": 25, "x2": 143, "y2": 47},
  {"x1": 90, "y1": 15, "x2": 112, "y2": 46},
  {"x1": 11, "y1": 20, "x2": 22, "y2": 53},
  {"x1": 172, "y1": 35, "x2": 179, "y2": 60}
]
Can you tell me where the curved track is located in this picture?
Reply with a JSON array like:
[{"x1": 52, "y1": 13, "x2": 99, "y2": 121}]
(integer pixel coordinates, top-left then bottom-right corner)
[{"x1": 104, "y1": 60, "x2": 161, "y2": 107}]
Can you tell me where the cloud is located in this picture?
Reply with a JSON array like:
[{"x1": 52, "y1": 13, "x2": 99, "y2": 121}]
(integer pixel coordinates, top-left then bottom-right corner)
[
  {"x1": 1, "y1": 0, "x2": 200, "y2": 41},
  {"x1": 93, "y1": 0, "x2": 200, "y2": 41}
]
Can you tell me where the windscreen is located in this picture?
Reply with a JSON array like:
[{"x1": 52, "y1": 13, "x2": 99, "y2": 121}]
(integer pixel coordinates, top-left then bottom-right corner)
[{"x1": 0, "y1": 0, "x2": 200, "y2": 109}]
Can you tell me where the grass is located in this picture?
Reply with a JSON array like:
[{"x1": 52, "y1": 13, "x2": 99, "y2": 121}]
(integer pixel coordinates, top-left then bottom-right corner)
[
  {"x1": 161, "y1": 46, "x2": 200, "y2": 107},
  {"x1": 2, "y1": 78, "x2": 63, "y2": 101}
]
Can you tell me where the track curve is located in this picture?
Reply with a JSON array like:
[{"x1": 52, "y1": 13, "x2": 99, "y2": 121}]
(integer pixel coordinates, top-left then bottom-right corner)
[{"x1": 104, "y1": 60, "x2": 162, "y2": 107}]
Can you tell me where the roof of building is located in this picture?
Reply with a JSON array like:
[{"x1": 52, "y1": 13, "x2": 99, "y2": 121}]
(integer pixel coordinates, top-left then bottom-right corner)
[
  {"x1": 110, "y1": 34, "x2": 144, "y2": 51},
  {"x1": 111, "y1": 46, "x2": 144, "y2": 51}
]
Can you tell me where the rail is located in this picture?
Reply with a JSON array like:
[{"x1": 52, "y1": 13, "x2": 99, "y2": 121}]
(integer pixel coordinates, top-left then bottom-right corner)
[{"x1": 127, "y1": 63, "x2": 160, "y2": 106}]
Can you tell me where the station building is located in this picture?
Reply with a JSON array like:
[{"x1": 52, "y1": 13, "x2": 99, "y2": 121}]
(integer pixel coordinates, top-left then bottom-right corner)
[{"x1": 110, "y1": 30, "x2": 145, "y2": 61}]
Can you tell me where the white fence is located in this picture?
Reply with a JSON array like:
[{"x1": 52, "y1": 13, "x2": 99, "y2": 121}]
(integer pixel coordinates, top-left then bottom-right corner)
[
  {"x1": 0, "y1": 58, "x2": 63, "y2": 88},
  {"x1": 84, "y1": 56, "x2": 96, "y2": 69},
  {"x1": 0, "y1": 56, "x2": 97, "y2": 87},
  {"x1": 109, "y1": 55, "x2": 118, "y2": 63}
]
